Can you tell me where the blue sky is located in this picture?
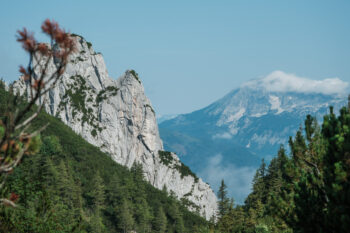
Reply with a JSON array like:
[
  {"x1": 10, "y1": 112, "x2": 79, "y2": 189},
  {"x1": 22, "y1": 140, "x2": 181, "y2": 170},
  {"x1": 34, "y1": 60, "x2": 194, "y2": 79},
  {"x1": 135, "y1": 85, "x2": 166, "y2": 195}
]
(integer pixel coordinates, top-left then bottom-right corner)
[{"x1": 1, "y1": 0, "x2": 350, "y2": 115}]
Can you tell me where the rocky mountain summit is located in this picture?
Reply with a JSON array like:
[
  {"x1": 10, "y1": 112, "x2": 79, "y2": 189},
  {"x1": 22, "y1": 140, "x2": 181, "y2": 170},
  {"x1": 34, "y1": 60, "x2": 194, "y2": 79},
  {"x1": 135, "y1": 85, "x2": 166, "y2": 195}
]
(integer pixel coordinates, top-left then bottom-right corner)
[
  {"x1": 161, "y1": 72, "x2": 348, "y2": 160},
  {"x1": 159, "y1": 71, "x2": 348, "y2": 202},
  {"x1": 14, "y1": 34, "x2": 217, "y2": 219}
]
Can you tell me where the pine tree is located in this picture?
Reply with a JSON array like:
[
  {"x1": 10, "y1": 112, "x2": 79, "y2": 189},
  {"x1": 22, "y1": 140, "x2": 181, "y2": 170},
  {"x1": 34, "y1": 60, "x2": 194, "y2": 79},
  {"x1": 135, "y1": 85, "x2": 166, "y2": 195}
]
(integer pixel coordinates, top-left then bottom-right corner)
[
  {"x1": 135, "y1": 199, "x2": 152, "y2": 233},
  {"x1": 316, "y1": 106, "x2": 350, "y2": 231},
  {"x1": 89, "y1": 213, "x2": 106, "y2": 233},
  {"x1": 153, "y1": 206, "x2": 167, "y2": 233},
  {"x1": 87, "y1": 171, "x2": 106, "y2": 232},
  {"x1": 168, "y1": 202, "x2": 184, "y2": 233},
  {"x1": 304, "y1": 115, "x2": 317, "y2": 142},
  {"x1": 265, "y1": 147, "x2": 286, "y2": 201},
  {"x1": 90, "y1": 171, "x2": 106, "y2": 213},
  {"x1": 118, "y1": 199, "x2": 135, "y2": 233},
  {"x1": 56, "y1": 160, "x2": 75, "y2": 208},
  {"x1": 130, "y1": 162, "x2": 152, "y2": 232},
  {"x1": 106, "y1": 173, "x2": 121, "y2": 207},
  {"x1": 217, "y1": 179, "x2": 229, "y2": 217},
  {"x1": 245, "y1": 159, "x2": 267, "y2": 211}
]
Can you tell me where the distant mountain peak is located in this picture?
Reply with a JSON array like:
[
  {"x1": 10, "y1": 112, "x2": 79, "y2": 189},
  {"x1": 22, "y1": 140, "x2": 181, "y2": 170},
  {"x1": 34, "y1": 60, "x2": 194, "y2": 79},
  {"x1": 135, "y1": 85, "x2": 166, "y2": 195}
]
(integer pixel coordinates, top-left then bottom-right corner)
[
  {"x1": 159, "y1": 73, "x2": 348, "y2": 203},
  {"x1": 208, "y1": 71, "x2": 348, "y2": 128}
]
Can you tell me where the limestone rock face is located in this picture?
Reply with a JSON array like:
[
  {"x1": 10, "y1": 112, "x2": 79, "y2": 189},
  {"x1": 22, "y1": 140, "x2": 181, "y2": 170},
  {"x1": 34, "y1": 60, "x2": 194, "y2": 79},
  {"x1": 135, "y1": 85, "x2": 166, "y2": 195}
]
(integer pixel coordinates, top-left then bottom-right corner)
[{"x1": 14, "y1": 35, "x2": 217, "y2": 219}]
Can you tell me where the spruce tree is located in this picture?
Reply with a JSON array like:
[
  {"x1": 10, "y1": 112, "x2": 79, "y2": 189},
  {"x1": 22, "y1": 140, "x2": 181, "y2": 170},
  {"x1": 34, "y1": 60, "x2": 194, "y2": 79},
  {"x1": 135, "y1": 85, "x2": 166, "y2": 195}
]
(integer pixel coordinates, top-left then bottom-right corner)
[
  {"x1": 217, "y1": 179, "x2": 230, "y2": 218},
  {"x1": 135, "y1": 199, "x2": 152, "y2": 233},
  {"x1": 87, "y1": 171, "x2": 106, "y2": 232},
  {"x1": 118, "y1": 199, "x2": 135, "y2": 233},
  {"x1": 154, "y1": 206, "x2": 167, "y2": 233},
  {"x1": 245, "y1": 159, "x2": 267, "y2": 210},
  {"x1": 168, "y1": 202, "x2": 184, "y2": 233},
  {"x1": 56, "y1": 160, "x2": 75, "y2": 208},
  {"x1": 90, "y1": 171, "x2": 106, "y2": 213}
]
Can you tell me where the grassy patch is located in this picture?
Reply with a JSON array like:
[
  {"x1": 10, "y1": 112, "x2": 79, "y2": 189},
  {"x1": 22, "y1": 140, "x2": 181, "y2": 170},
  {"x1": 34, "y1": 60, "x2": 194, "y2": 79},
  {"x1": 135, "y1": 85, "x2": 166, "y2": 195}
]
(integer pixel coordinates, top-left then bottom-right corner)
[
  {"x1": 58, "y1": 75, "x2": 100, "y2": 130},
  {"x1": 96, "y1": 86, "x2": 119, "y2": 104},
  {"x1": 158, "y1": 150, "x2": 198, "y2": 181},
  {"x1": 91, "y1": 129, "x2": 97, "y2": 137},
  {"x1": 158, "y1": 150, "x2": 174, "y2": 166},
  {"x1": 129, "y1": 70, "x2": 141, "y2": 84},
  {"x1": 86, "y1": 41, "x2": 92, "y2": 49},
  {"x1": 175, "y1": 162, "x2": 199, "y2": 181}
]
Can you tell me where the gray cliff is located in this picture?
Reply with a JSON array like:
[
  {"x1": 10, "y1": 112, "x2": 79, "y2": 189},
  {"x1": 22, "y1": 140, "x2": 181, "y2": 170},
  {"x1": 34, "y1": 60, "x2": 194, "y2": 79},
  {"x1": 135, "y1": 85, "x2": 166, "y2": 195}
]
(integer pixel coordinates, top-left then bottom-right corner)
[{"x1": 14, "y1": 35, "x2": 217, "y2": 219}]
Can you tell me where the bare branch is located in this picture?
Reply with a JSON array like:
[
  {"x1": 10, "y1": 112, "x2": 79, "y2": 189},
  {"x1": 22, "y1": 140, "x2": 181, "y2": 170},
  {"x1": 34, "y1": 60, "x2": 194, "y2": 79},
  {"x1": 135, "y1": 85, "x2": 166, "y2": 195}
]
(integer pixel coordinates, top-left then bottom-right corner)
[
  {"x1": 0, "y1": 173, "x2": 9, "y2": 190},
  {"x1": 29, "y1": 122, "x2": 49, "y2": 138},
  {"x1": 14, "y1": 97, "x2": 46, "y2": 131},
  {"x1": 0, "y1": 198, "x2": 17, "y2": 208},
  {"x1": 0, "y1": 19, "x2": 76, "y2": 209},
  {"x1": 0, "y1": 147, "x2": 25, "y2": 173}
]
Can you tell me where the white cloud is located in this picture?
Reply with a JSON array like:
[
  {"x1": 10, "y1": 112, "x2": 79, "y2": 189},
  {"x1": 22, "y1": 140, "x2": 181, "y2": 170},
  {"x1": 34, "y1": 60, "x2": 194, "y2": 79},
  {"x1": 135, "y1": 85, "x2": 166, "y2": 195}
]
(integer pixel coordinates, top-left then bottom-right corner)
[
  {"x1": 198, "y1": 154, "x2": 256, "y2": 204},
  {"x1": 244, "y1": 70, "x2": 349, "y2": 96},
  {"x1": 212, "y1": 132, "x2": 232, "y2": 140}
]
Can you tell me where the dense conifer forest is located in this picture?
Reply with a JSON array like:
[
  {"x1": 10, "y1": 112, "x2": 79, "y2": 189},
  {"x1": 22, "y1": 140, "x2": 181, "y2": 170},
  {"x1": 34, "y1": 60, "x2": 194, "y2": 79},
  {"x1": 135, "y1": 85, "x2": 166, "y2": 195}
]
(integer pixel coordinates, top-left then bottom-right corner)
[
  {"x1": 0, "y1": 84, "x2": 209, "y2": 232},
  {"x1": 215, "y1": 103, "x2": 350, "y2": 233}
]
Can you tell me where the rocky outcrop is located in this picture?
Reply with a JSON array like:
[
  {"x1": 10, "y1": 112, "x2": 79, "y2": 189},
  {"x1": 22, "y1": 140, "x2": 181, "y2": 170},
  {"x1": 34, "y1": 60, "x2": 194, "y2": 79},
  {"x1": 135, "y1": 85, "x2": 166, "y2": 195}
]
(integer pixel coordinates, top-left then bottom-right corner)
[{"x1": 14, "y1": 35, "x2": 217, "y2": 219}]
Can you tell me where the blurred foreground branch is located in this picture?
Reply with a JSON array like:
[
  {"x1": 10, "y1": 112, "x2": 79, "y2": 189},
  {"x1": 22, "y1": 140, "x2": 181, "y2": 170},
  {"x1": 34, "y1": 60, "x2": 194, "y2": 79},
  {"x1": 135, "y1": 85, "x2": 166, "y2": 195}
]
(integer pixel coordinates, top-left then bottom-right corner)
[{"x1": 0, "y1": 19, "x2": 76, "y2": 207}]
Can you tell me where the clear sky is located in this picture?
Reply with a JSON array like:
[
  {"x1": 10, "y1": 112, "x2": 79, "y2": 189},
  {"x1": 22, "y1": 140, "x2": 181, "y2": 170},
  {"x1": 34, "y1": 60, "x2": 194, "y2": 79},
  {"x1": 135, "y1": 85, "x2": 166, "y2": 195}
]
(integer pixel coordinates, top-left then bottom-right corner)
[{"x1": 1, "y1": 0, "x2": 350, "y2": 115}]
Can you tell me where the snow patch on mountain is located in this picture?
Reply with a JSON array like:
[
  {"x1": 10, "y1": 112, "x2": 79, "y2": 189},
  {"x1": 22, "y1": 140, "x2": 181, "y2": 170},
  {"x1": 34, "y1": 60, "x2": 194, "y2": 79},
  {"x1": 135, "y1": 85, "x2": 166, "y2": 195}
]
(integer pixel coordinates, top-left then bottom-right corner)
[
  {"x1": 251, "y1": 132, "x2": 285, "y2": 147},
  {"x1": 269, "y1": 95, "x2": 284, "y2": 114},
  {"x1": 217, "y1": 108, "x2": 246, "y2": 126}
]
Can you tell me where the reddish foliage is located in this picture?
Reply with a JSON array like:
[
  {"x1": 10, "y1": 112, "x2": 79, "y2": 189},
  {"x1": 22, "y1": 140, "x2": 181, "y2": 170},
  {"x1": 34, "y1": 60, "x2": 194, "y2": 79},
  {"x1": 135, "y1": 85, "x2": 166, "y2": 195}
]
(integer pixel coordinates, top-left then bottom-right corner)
[
  {"x1": 16, "y1": 28, "x2": 36, "y2": 52},
  {"x1": 18, "y1": 19, "x2": 76, "y2": 66},
  {"x1": 42, "y1": 19, "x2": 76, "y2": 63},
  {"x1": 18, "y1": 66, "x2": 26, "y2": 74},
  {"x1": 0, "y1": 143, "x2": 8, "y2": 152},
  {"x1": 36, "y1": 43, "x2": 49, "y2": 56},
  {"x1": 19, "y1": 66, "x2": 29, "y2": 81},
  {"x1": 32, "y1": 80, "x2": 45, "y2": 90},
  {"x1": 9, "y1": 192, "x2": 19, "y2": 202},
  {"x1": 41, "y1": 19, "x2": 75, "y2": 48},
  {"x1": 41, "y1": 19, "x2": 59, "y2": 37}
]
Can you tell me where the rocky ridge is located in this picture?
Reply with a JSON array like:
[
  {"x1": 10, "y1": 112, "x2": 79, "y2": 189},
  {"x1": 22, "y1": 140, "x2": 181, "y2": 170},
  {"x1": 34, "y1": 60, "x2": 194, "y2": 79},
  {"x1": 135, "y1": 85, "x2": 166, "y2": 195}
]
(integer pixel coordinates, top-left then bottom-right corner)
[
  {"x1": 159, "y1": 72, "x2": 348, "y2": 203},
  {"x1": 14, "y1": 35, "x2": 217, "y2": 219}
]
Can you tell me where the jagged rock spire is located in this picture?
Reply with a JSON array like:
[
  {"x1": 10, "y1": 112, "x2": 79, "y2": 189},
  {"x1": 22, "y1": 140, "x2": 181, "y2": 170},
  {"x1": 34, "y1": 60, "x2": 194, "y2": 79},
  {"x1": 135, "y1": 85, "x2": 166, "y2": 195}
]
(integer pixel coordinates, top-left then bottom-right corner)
[{"x1": 13, "y1": 34, "x2": 218, "y2": 220}]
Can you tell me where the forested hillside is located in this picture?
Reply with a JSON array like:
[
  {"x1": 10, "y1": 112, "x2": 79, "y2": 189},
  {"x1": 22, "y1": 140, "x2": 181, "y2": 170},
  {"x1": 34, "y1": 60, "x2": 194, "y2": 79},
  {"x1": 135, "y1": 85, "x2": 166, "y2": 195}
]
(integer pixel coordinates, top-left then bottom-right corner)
[
  {"x1": 0, "y1": 84, "x2": 209, "y2": 232},
  {"x1": 214, "y1": 103, "x2": 350, "y2": 232}
]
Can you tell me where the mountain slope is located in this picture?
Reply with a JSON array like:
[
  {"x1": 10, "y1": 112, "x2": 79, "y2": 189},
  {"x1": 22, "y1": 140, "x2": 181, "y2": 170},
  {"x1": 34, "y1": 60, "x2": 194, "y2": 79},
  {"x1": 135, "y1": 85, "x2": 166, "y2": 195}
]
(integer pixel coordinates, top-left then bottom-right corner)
[
  {"x1": 0, "y1": 85, "x2": 209, "y2": 232},
  {"x1": 159, "y1": 71, "x2": 348, "y2": 202},
  {"x1": 13, "y1": 34, "x2": 217, "y2": 219}
]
